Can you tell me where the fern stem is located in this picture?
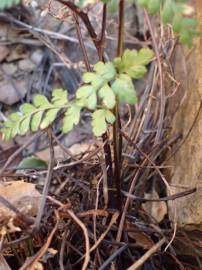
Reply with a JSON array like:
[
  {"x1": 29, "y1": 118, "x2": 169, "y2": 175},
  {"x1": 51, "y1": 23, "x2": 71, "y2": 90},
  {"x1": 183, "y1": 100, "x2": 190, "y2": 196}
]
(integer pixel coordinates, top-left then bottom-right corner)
[
  {"x1": 117, "y1": 0, "x2": 125, "y2": 56},
  {"x1": 73, "y1": 11, "x2": 91, "y2": 71},
  {"x1": 64, "y1": 0, "x2": 114, "y2": 209},
  {"x1": 34, "y1": 128, "x2": 55, "y2": 228},
  {"x1": 112, "y1": 0, "x2": 126, "y2": 212},
  {"x1": 98, "y1": 3, "x2": 107, "y2": 60}
]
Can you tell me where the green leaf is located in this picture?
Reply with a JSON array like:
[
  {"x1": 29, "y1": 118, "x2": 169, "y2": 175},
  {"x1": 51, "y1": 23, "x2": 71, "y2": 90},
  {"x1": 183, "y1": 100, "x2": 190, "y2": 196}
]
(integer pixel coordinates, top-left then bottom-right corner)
[
  {"x1": 11, "y1": 123, "x2": 19, "y2": 138},
  {"x1": 20, "y1": 117, "x2": 30, "y2": 135},
  {"x1": 135, "y1": 48, "x2": 154, "y2": 66},
  {"x1": 0, "y1": 0, "x2": 21, "y2": 10},
  {"x1": 104, "y1": 110, "x2": 116, "y2": 124},
  {"x1": 62, "y1": 105, "x2": 81, "y2": 133},
  {"x1": 3, "y1": 119, "x2": 19, "y2": 139},
  {"x1": 112, "y1": 74, "x2": 137, "y2": 105},
  {"x1": 17, "y1": 156, "x2": 47, "y2": 170},
  {"x1": 76, "y1": 85, "x2": 94, "y2": 99},
  {"x1": 9, "y1": 112, "x2": 21, "y2": 121},
  {"x1": 122, "y1": 49, "x2": 138, "y2": 71},
  {"x1": 127, "y1": 65, "x2": 147, "y2": 79},
  {"x1": 92, "y1": 109, "x2": 115, "y2": 137},
  {"x1": 148, "y1": 0, "x2": 161, "y2": 14},
  {"x1": 162, "y1": 0, "x2": 174, "y2": 24},
  {"x1": 20, "y1": 104, "x2": 35, "y2": 115},
  {"x1": 1, "y1": 89, "x2": 69, "y2": 139},
  {"x1": 94, "y1": 62, "x2": 116, "y2": 81},
  {"x1": 101, "y1": 0, "x2": 111, "y2": 3},
  {"x1": 31, "y1": 111, "x2": 43, "y2": 132},
  {"x1": 40, "y1": 109, "x2": 59, "y2": 129},
  {"x1": 137, "y1": 0, "x2": 149, "y2": 8},
  {"x1": 76, "y1": 85, "x2": 97, "y2": 109},
  {"x1": 113, "y1": 57, "x2": 124, "y2": 72},
  {"x1": 114, "y1": 48, "x2": 153, "y2": 79},
  {"x1": 2, "y1": 121, "x2": 18, "y2": 140},
  {"x1": 136, "y1": 0, "x2": 200, "y2": 47},
  {"x1": 99, "y1": 84, "x2": 116, "y2": 109},
  {"x1": 108, "y1": 0, "x2": 117, "y2": 13},
  {"x1": 52, "y1": 89, "x2": 68, "y2": 106},
  {"x1": 76, "y1": 98, "x2": 88, "y2": 108},
  {"x1": 1, "y1": 127, "x2": 11, "y2": 141},
  {"x1": 172, "y1": 14, "x2": 183, "y2": 33},
  {"x1": 33, "y1": 95, "x2": 50, "y2": 107},
  {"x1": 82, "y1": 72, "x2": 104, "y2": 89},
  {"x1": 87, "y1": 92, "x2": 97, "y2": 110},
  {"x1": 179, "y1": 30, "x2": 193, "y2": 47},
  {"x1": 181, "y1": 18, "x2": 198, "y2": 29}
]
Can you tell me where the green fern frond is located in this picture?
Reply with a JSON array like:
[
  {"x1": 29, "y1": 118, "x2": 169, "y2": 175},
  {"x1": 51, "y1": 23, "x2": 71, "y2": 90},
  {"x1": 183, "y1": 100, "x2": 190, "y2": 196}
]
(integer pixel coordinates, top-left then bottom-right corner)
[
  {"x1": 0, "y1": 49, "x2": 153, "y2": 139},
  {"x1": 0, "y1": 0, "x2": 21, "y2": 10},
  {"x1": 134, "y1": 0, "x2": 199, "y2": 46},
  {"x1": 1, "y1": 89, "x2": 69, "y2": 140}
]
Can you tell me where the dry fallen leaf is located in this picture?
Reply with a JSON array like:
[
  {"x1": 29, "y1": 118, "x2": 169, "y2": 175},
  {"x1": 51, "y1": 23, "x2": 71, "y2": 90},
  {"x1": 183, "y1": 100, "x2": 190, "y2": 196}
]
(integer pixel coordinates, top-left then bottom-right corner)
[
  {"x1": 142, "y1": 191, "x2": 167, "y2": 223},
  {"x1": 0, "y1": 46, "x2": 10, "y2": 62},
  {"x1": 0, "y1": 181, "x2": 41, "y2": 233},
  {"x1": 29, "y1": 262, "x2": 44, "y2": 270},
  {"x1": 125, "y1": 221, "x2": 154, "y2": 249},
  {"x1": 36, "y1": 143, "x2": 95, "y2": 162},
  {"x1": 6, "y1": 49, "x2": 28, "y2": 62},
  {"x1": 69, "y1": 143, "x2": 95, "y2": 156},
  {"x1": 0, "y1": 145, "x2": 22, "y2": 168},
  {"x1": 0, "y1": 255, "x2": 11, "y2": 270}
]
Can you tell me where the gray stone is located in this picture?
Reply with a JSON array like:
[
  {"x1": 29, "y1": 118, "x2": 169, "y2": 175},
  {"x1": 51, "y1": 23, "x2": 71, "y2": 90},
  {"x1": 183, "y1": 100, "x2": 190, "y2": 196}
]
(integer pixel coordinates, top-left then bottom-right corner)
[
  {"x1": 2, "y1": 63, "x2": 17, "y2": 75},
  {"x1": 30, "y1": 49, "x2": 43, "y2": 65},
  {"x1": 18, "y1": 59, "x2": 36, "y2": 72},
  {"x1": 0, "y1": 79, "x2": 27, "y2": 105},
  {"x1": 0, "y1": 46, "x2": 10, "y2": 62}
]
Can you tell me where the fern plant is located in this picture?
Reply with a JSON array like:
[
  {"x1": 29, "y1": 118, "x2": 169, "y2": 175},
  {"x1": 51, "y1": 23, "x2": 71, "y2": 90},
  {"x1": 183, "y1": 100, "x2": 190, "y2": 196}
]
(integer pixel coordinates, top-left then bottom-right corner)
[
  {"x1": 0, "y1": 0, "x2": 200, "y2": 233},
  {"x1": 0, "y1": 0, "x2": 199, "y2": 139},
  {"x1": 79, "y1": 0, "x2": 199, "y2": 46},
  {"x1": 0, "y1": 48, "x2": 154, "y2": 140},
  {"x1": 135, "y1": 0, "x2": 199, "y2": 46},
  {"x1": 0, "y1": 0, "x2": 21, "y2": 10}
]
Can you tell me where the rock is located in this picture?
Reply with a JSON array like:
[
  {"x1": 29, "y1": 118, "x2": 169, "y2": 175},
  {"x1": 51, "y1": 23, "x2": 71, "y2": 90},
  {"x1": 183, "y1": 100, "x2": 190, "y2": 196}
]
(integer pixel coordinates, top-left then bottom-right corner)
[
  {"x1": 142, "y1": 191, "x2": 167, "y2": 223},
  {"x1": 0, "y1": 181, "x2": 41, "y2": 233},
  {"x1": 36, "y1": 143, "x2": 95, "y2": 162},
  {"x1": 6, "y1": 49, "x2": 28, "y2": 62},
  {"x1": 30, "y1": 49, "x2": 43, "y2": 65},
  {"x1": 0, "y1": 46, "x2": 10, "y2": 62},
  {"x1": 18, "y1": 59, "x2": 36, "y2": 72},
  {"x1": 168, "y1": 0, "x2": 202, "y2": 228},
  {"x1": 0, "y1": 79, "x2": 27, "y2": 105},
  {"x1": 0, "y1": 255, "x2": 11, "y2": 270},
  {"x1": 2, "y1": 63, "x2": 17, "y2": 75}
]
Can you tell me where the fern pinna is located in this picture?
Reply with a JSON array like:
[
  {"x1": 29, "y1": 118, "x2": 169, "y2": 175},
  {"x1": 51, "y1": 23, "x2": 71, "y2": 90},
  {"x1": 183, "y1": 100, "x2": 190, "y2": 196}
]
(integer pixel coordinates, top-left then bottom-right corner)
[{"x1": 0, "y1": 49, "x2": 154, "y2": 139}]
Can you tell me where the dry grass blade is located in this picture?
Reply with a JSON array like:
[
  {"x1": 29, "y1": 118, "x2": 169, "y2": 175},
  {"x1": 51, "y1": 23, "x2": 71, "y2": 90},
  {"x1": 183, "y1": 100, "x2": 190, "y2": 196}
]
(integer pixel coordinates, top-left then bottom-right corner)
[
  {"x1": 90, "y1": 211, "x2": 119, "y2": 253},
  {"x1": 67, "y1": 209, "x2": 90, "y2": 270},
  {"x1": 0, "y1": 255, "x2": 11, "y2": 270},
  {"x1": 76, "y1": 211, "x2": 119, "y2": 265},
  {"x1": 19, "y1": 211, "x2": 59, "y2": 270},
  {"x1": 127, "y1": 238, "x2": 166, "y2": 270}
]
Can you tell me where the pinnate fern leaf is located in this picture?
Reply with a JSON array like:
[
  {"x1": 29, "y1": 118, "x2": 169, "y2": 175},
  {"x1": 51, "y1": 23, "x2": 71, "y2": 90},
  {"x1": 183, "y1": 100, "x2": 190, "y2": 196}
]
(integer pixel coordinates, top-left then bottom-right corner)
[
  {"x1": 112, "y1": 74, "x2": 137, "y2": 105},
  {"x1": 0, "y1": 48, "x2": 154, "y2": 139},
  {"x1": 78, "y1": 61, "x2": 117, "y2": 110},
  {"x1": 98, "y1": 84, "x2": 116, "y2": 109},
  {"x1": 92, "y1": 109, "x2": 115, "y2": 137},
  {"x1": 134, "y1": 0, "x2": 199, "y2": 47},
  {"x1": 114, "y1": 48, "x2": 154, "y2": 79},
  {"x1": 0, "y1": 0, "x2": 21, "y2": 10},
  {"x1": 1, "y1": 89, "x2": 69, "y2": 140},
  {"x1": 63, "y1": 104, "x2": 82, "y2": 133}
]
